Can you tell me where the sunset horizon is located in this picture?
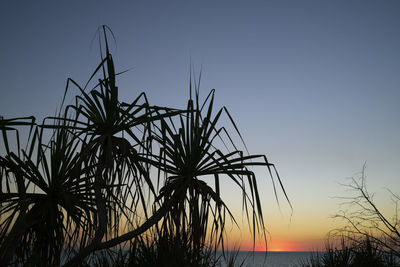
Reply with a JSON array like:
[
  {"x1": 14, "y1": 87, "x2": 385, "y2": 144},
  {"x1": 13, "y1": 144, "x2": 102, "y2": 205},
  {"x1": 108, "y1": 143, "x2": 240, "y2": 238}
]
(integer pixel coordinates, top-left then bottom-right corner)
[{"x1": 1, "y1": 1, "x2": 399, "y2": 266}]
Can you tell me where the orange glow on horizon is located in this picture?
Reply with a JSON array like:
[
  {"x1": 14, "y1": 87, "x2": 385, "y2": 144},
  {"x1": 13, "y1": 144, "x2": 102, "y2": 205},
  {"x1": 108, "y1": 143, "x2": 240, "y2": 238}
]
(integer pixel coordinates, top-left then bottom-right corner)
[{"x1": 233, "y1": 239, "x2": 324, "y2": 252}]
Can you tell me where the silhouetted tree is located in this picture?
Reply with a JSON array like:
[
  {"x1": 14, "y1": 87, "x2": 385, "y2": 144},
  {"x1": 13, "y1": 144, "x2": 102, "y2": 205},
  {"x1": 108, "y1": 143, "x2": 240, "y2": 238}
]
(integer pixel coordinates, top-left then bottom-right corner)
[
  {"x1": 333, "y1": 165, "x2": 400, "y2": 258},
  {"x1": 0, "y1": 26, "x2": 288, "y2": 266}
]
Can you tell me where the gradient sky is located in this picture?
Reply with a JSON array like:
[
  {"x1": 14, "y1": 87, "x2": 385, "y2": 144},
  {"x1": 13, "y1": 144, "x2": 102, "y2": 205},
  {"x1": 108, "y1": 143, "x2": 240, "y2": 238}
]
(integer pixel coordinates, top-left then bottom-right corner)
[{"x1": 1, "y1": 1, "x2": 399, "y2": 251}]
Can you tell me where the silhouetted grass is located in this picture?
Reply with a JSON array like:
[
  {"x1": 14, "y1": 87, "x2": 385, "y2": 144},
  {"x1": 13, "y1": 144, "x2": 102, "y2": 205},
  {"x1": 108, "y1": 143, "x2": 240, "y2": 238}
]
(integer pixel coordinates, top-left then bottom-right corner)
[
  {"x1": 78, "y1": 234, "x2": 247, "y2": 267},
  {"x1": 297, "y1": 236, "x2": 400, "y2": 267}
]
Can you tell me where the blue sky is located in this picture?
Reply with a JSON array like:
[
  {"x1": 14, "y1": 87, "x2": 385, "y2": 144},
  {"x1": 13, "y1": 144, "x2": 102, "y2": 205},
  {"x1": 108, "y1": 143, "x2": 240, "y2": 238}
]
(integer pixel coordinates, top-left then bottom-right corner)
[{"x1": 1, "y1": 1, "x2": 399, "y2": 249}]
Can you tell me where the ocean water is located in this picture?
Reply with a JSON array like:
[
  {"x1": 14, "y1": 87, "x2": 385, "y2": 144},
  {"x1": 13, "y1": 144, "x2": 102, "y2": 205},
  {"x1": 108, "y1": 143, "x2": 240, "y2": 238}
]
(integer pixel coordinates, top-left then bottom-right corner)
[
  {"x1": 62, "y1": 250, "x2": 319, "y2": 266},
  {"x1": 217, "y1": 251, "x2": 321, "y2": 267}
]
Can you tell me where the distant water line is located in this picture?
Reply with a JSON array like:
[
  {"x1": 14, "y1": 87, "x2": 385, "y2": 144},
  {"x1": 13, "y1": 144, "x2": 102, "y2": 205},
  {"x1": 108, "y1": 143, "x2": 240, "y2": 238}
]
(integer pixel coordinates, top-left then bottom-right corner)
[{"x1": 216, "y1": 251, "x2": 324, "y2": 267}]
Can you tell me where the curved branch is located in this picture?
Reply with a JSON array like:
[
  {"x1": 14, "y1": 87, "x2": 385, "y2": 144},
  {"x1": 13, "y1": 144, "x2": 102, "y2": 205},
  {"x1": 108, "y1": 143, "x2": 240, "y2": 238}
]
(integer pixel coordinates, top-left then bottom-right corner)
[{"x1": 62, "y1": 199, "x2": 171, "y2": 267}]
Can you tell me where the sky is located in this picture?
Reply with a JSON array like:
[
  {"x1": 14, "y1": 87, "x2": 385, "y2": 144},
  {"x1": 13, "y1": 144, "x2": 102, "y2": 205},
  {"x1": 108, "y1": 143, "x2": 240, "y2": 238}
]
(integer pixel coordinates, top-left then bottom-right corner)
[{"x1": 1, "y1": 1, "x2": 399, "y2": 251}]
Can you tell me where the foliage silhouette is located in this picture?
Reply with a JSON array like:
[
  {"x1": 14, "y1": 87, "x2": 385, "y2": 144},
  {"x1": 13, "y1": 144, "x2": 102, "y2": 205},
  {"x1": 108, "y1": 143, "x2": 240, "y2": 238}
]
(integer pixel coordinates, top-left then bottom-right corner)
[
  {"x1": 0, "y1": 26, "x2": 288, "y2": 266},
  {"x1": 332, "y1": 165, "x2": 400, "y2": 258},
  {"x1": 298, "y1": 166, "x2": 400, "y2": 267}
]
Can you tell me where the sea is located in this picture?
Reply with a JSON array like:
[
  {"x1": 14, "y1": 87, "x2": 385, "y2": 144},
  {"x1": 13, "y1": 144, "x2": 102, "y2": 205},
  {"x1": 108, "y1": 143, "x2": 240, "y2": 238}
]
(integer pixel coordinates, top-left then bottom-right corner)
[
  {"x1": 217, "y1": 251, "x2": 322, "y2": 267},
  {"x1": 62, "y1": 250, "x2": 320, "y2": 266}
]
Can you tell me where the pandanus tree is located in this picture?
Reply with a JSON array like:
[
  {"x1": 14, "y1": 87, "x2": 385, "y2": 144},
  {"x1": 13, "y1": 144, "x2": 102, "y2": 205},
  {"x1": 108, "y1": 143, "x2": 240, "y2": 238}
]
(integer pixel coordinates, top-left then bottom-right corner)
[
  {"x1": 0, "y1": 27, "x2": 180, "y2": 266},
  {"x1": 0, "y1": 121, "x2": 97, "y2": 266},
  {"x1": 43, "y1": 27, "x2": 181, "y2": 265},
  {"x1": 149, "y1": 81, "x2": 290, "y2": 259},
  {"x1": 0, "y1": 26, "x2": 289, "y2": 266}
]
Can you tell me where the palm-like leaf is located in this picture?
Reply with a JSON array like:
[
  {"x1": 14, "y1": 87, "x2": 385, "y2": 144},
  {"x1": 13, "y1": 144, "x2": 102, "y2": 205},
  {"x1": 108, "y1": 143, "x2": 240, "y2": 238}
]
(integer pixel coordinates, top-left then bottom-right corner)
[
  {"x1": 150, "y1": 82, "x2": 290, "y2": 253},
  {"x1": 1, "y1": 26, "x2": 289, "y2": 266},
  {"x1": 0, "y1": 116, "x2": 35, "y2": 157},
  {"x1": 0, "y1": 121, "x2": 97, "y2": 266},
  {"x1": 52, "y1": 27, "x2": 185, "y2": 265}
]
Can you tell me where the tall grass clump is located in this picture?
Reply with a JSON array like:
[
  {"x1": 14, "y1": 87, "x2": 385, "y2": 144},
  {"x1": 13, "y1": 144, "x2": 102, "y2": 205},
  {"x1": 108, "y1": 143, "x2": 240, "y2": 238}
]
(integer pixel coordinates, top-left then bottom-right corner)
[{"x1": 298, "y1": 236, "x2": 399, "y2": 267}]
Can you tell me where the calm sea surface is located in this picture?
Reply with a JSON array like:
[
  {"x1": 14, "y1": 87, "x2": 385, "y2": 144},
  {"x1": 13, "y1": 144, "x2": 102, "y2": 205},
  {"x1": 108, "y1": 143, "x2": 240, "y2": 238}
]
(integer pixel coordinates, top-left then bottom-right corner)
[
  {"x1": 62, "y1": 250, "x2": 319, "y2": 266},
  {"x1": 217, "y1": 251, "x2": 322, "y2": 267}
]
